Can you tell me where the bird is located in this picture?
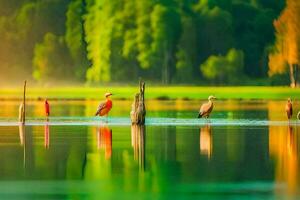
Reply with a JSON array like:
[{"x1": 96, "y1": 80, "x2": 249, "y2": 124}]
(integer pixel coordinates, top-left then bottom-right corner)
[
  {"x1": 285, "y1": 98, "x2": 293, "y2": 120},
  {"x1": 45, "y1": 99, "x2": 50, "y2": 117},
  {"x1": 95, "y1": 92, "x2": 113, "y2": 117},
  {"x1": 198, "y1": 95, "x2": 217, "y2": 118}
]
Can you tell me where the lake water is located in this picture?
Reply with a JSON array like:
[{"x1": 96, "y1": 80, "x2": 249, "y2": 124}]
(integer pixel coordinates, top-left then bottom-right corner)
[{"x1": 0, "y1": 100, "x2": 299, "y2": 199}]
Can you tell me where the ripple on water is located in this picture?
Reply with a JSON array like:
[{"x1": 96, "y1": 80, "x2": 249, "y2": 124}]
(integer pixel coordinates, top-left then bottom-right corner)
[{"x1": 0, "y1": 117, "x2": 298, "y2": 127}]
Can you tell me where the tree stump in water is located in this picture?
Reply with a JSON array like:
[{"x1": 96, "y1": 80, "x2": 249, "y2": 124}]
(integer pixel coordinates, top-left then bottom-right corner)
[
  {"x1": 130, "y1": 80, "x2": 146, "y2": 125},
  {"x1": 19, "y1": 81, "x2": 26, "y2": 124}
]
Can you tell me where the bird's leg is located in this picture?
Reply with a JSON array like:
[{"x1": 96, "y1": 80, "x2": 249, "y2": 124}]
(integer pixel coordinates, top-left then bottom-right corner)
[{"x1": 205, "y1": 116, "x2": 210, "y2": 124}]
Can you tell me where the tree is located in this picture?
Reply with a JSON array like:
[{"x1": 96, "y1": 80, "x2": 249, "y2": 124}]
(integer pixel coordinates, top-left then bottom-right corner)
[
  {"x1": 135, "y1": 0, "x2": 154, "y2": 71},
  {"x1": 174, "y1": 15, "x2": 197, "y2": 82},
  {"x1": 84, "y1": 0, "x2": 114, "y2": 83},
  {"x1": 195, "y1": 4, "x2": 234, "y2": 64},
  {"x1": 201, "y1": 48, "x2": 244, "y2": 84},
  {"x1": 65, "y1": 0, "x2": 89, "y2": 81},
  {"x1": 33, "y1": 33, "x2": 73, "y2": 82},
  {"x1": 151, "y1": 3, "x2": 181, "y2": 84},
  {"x1": 268, "y1": 0, "x2": 300, "y2": 87}
]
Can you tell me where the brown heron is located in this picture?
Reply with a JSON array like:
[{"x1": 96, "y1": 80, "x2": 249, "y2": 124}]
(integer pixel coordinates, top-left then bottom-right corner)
[
  {"x1": 45, "y1": 99, "x2": 50, "y2": 117},
  {"x1": 198, "y1": 95, "x2": 217, "y2": 118},
  {"x1": 285, "y1": 98, "x2": 293, "y2": 120},
  {"x1": 95, "y1": 92, "x2": 113, "y2": 117}
]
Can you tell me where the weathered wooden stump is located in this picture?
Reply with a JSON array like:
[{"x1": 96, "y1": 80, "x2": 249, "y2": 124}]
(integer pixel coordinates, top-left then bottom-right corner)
[
  {"x1": 19, "y1": 81, "x2": 26, "y2": 124},
  {"x1": 130, "y1": 80, "x2": 146, "y2": 125}
]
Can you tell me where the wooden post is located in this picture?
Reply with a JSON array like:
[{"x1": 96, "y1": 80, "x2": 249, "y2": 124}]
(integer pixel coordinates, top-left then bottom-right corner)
[
  {"x1": 130, "y1": 80, "x2": 146, "y2": 125},
  {"x1": 19, "y1": 81, "x2": 26, "y2": 124}
]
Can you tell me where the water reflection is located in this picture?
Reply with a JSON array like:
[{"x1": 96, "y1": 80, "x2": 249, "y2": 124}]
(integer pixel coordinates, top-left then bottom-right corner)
[
  {"x1": 18, "y1": 124, "x2": 26, "y2": 167},
  {"x1": 97, "y1": 124, "x2": 112, "y2": 159},
  {"x1": 44, "y1": 122, "x2": 50, "y2": 149},
  {"x1": 199, "y1": 124, "x2": 212, "y2": 159},
  {"x1": 270, "y1": 125, "x2": 300, "y2": 195},
  {"x1": 131, "y1": 125, "x2": 145, "y2": 171},
  {"x1": 18, "y1": 125, "x2": 34, "y2": 169},
  {"x1": 18, "y1": 124, "x2": 24, "y2": 146},
  {"x1": 284, "y1": 125, "x2": 298, "y2": 194}
]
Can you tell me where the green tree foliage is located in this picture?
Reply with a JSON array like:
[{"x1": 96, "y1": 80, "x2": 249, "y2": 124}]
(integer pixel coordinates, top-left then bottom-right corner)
[
  {"x1": 136, "y1": 0, "x2": 153, "y2": 71},
  {"x1": 0, "y1": 0, "x2": 27, "y2": 16},
  {"x1": 201, "y1": 48, "x2": 244, "y2": 84},
  {"x1": 84, "y1": 0, "x2": 113, "y2": 83},
  {"x1": 33, "y1": 33, "x2": 72, "y2": 82},
  {"x1": 230, "y1": 0, "x2": 284, "y2": 78},
  {"x1": 151, "y1": 3, "x2": 181, "y2": 84},
  {"x1": 65, "y1": 0, "x2": 89, "y2": 80},
  {"x1": 174, "y1": 15, "x2": 197, "y2": 83},
  {"x1": 0, "y1": 0, "x2": 285, "y2": 85},
  {"x1": 0, "y1": 0, "x2": 71, "y2": 84},
  {"x1": 195, "y1": 4, "x2": 234, "y2": 63}
]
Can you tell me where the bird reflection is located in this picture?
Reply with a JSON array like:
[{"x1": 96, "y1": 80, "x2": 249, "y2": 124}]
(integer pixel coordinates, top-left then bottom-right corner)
[
  {"x1": 131, "y1": 125, "x2": 145, "y2": 171},
  {"x1": 271, "y1": 125, "x2": 299, "y2": 195},
  {"x1": 285, "y1": 125, "x2": 298, "y2": 194},
  {"x1": 287, "y1": 126, "x2": 297, "y2": 157},
  {"x1": 200, "y1": 124, "x2": 212, "y2": 159},
  {"x1": 44, "y1": 121, "x2": 50, "y2": 149},
  {"x1": 97, "y1": 124, "x2": 112, "y2": 159}
]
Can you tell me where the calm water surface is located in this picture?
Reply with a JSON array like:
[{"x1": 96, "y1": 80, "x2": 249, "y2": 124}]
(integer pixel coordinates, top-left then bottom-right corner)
[{"x1": 0, "y1": 100, "x2": 299, "y2": 199}]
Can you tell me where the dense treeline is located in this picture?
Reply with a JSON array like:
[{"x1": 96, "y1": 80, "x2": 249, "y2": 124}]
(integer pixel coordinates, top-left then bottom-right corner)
[{"x1": 0, "y1": 0, "x2": 286, "y2": 85}]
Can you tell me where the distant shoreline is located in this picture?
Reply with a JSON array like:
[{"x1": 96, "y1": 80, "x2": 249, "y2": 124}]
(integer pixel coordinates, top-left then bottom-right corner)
[{"x1": 0, "y1": 86, "x2": 298, "y2": 101}]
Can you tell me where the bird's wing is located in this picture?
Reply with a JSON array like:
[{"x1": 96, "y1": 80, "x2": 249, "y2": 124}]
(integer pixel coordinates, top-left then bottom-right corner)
[
  {"x1": 285, "y1": 103, "x2": 293, "y2": 116},
  {"x1": 199, "y1": 102, "x2": 209, "y2": 114},
  {"x1": 95, "y1": 102, "x2": 107, "y2": 116}
]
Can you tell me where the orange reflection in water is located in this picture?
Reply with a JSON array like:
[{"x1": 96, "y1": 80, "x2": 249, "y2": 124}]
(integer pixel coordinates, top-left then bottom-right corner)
[
  {"x1": 269, "y1": 125, "x2": 299, "y2": 194},
  {"x1": 44, "y1": 122, "x2": 50, "y2": 149},
  {"x1": 200, "y1": 124, "x2": 212, "y2": 159},
  {"x1": 268, "y1": 101, "x2": 299, "y2": 194},
  {"x1": 97, "y1": 125, "x2": 112, "y2": 159}
]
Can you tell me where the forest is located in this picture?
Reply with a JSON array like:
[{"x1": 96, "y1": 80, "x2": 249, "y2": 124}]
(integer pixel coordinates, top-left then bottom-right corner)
[{"x1": 0, "y1": 0, "x2": 298, "y2": 86}]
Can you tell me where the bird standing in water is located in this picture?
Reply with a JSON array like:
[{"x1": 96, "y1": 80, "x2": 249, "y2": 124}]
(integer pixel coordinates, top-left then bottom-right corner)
[
  {"x1": 95, "y1": 92, "x2": 113, "y2": 118},
  {"x1": 45, "y1": 99, "x2": 50, "y2": 117},
  {"x1": 285, "y1": 98, "x2": 293, "y2": 120},
  {"x1": 198, "y1": 95, "x2": 217, "y2": 118}
]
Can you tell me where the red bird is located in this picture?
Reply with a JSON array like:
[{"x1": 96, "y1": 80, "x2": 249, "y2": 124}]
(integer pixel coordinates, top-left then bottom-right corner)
[
  {"x1": 285, "y1": 98, "x2": 293, "y2": 120},
  {"x1": 95, "y1": 92, "x2": 113, "y2": 117},
  {"x1": 45, "y1": 99, "x2": 50, "y2": 117}
]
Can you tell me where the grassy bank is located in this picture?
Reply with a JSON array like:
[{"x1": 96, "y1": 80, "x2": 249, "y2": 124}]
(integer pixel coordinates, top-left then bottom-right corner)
[{"x1": 0, "y1": 86, "x2": 299, "y2": 100}]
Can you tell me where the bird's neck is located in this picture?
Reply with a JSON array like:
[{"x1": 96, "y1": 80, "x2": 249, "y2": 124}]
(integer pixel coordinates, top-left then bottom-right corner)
[{"x1": 106, "y1": 98, "x2": 112, "y2": 107}]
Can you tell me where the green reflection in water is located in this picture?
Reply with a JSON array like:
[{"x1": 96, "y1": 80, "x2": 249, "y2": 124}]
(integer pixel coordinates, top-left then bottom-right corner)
[
  {"x1": 0, "y1": 100, "x2": 299, "y2": 199},
  {"x1": 0, "y1": 123, "x2": 298, "y2": 199}
]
